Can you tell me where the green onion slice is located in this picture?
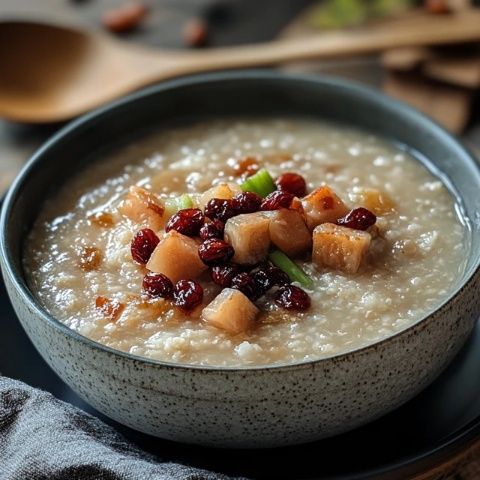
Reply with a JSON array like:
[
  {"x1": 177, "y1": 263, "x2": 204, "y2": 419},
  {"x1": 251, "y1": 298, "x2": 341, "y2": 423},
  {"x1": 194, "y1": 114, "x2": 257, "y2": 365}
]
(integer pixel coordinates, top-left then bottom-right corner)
[
  {"x1": 240, "y1": 168, "x2": 276, "y2": 198},
  {"x1": 269, "y1": 250, "x2": 313, "y2": 289},
  {"x1": 164, "y1": 194, "x2": 194, "y2": 218}
]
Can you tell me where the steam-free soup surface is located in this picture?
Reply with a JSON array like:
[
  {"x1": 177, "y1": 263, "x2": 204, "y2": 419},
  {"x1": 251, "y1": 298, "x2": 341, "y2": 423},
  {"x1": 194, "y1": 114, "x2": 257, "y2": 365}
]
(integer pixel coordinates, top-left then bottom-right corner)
[{"x1": 25, "y1": 119, "x2": 466, "y2": 366}]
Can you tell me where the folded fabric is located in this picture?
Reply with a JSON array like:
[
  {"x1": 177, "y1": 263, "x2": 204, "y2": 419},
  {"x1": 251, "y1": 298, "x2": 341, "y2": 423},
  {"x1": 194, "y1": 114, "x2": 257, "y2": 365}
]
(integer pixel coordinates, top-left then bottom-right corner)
[{"x1": 0, "y1": 376, "x2": 244, "y2": 480}]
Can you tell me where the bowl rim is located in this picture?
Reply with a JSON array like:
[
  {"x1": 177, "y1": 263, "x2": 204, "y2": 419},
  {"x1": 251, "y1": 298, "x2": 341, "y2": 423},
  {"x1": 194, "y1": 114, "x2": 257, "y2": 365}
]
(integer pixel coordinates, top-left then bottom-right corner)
[{"x1": 1, "y1": 70, "x2": 479, "y2": 372}]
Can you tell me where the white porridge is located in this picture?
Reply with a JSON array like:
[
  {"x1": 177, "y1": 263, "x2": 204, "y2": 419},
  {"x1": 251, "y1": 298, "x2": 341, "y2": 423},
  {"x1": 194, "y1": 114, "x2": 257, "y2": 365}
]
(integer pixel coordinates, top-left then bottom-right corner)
[{"x1": 24, "y1": 118, "x2": 467, "y2": 366}]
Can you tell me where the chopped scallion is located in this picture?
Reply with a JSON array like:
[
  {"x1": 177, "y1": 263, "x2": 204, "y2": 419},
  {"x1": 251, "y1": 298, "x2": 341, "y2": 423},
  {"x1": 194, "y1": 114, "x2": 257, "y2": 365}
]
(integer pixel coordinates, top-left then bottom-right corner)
[
  {"x1": 269, "y1": 250, "x2": 313, "y2": 289},
  {"x1": 164, "y1": 194, "x2": 194, "y2": 218},
  {"x1": 240, "y1": 168, "x2": 276, "y2": 198}
]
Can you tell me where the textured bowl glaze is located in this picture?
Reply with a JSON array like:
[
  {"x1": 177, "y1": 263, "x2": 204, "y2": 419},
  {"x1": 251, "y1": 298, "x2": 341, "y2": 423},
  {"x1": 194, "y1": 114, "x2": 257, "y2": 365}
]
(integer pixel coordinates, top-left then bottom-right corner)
[{"x1": 1, "y1": 72, "x2": 479, "y2": 448}]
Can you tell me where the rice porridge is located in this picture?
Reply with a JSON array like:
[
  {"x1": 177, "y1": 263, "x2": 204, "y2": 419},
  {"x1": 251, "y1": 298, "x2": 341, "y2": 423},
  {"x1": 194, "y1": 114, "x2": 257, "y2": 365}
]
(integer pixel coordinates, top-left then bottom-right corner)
[{"x1": 24, "y1": 118, "x2": 466, "y2": 367}]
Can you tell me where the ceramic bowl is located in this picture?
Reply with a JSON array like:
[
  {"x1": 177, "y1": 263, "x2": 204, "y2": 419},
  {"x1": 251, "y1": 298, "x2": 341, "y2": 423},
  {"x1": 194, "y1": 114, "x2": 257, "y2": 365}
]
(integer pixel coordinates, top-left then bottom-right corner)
[{"x1": 1, "y1": 72, "x2": 479, "y2": 448}]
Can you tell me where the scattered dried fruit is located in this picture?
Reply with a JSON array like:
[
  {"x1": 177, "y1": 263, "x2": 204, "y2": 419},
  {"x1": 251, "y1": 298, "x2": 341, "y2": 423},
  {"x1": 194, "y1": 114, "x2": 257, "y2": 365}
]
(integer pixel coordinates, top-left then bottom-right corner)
[
  {"x1": 232, "y1": 191, "x2": 263, "y2": 214},
  {"x1": 252, "y1": 265, "x2": 289, "y2": 294},
  {"x1": 95, "y1": 296, "x2": 125, "y2": 321},
  {"x1": 204, "y1": 198, "x2": 236, "y2": 223},
  {"x1": 199, "y1": 219, "x2": 225, "y2": 240},
  {"x1": 199, "y1": 239, "x2": 235, "y2": 266},
  {"x1": 89, "y1": 211, "x2": 114, "y2": 228},
  {"x1": 357, "y1": 188, "x2": 396, "y2": 215},
  {"x1": 102, "y1": 2, "x2": 148, "y2": 33},
  {"x1": 173, "y1": 279, "x2": 204, "y2": 311},
  {"x1": 78, "y1": 246, "x2": 102, "y2": 271},
  {"x1": 260, "y1": 190, "x2": 294, "y2": 211},
  {"x1": 337, "y1": 207, "x2": 377, "y2": 231},
  {"x1": 231, "y1": 272, "x2": 258, "y2": 300},
  {"x1": 275, "y1": 285, "x2": 311, "y2": 311},
  {"x1": 166, "y1": 208, "x2": 204, "y2": 237},
  {"x1": 233, "y1": 156, "x2": 260, "y2": 177},
  {"x1": 275, "y1": 172, "x2": 307, "y2": 197},
  {"x1": 131, "y1": 228, "x2": 160, "y2": 264},
  {"x1": 211, "y1": 263, "x2": 242, "y2": 287},
  {"x1": 142, "y1": 272, "x2": 174, "y2": 299}
]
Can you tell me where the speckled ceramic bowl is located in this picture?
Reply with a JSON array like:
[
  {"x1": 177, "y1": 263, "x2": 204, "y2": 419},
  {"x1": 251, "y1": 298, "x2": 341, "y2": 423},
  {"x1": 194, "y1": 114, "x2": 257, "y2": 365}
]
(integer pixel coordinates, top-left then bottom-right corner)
[{"x1": 1, "y1": 72, "x2": 479, "y2": 448}]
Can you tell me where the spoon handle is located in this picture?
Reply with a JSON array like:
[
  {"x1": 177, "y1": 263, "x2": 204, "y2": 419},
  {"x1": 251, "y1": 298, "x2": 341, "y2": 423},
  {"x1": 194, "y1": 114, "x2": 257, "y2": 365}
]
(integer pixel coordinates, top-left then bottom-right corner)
[{"x1": 154, "y1": 9, "x2": 480, "y2": 78}]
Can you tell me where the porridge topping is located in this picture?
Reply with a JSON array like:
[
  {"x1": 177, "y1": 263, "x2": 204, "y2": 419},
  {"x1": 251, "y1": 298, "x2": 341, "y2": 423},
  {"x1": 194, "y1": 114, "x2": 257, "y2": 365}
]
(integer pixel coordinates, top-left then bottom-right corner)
[{"x1": 24, "y1": 119, "x2": 466, "y2": 366}]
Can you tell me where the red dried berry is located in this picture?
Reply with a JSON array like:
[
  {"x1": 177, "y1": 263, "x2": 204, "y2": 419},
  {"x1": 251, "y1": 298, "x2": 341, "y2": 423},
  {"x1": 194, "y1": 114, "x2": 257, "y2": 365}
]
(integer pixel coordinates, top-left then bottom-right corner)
[
  {"x1": 231, "y1": 272, "x2": 258, "y2": 300},
  {"x1": 260, "y1": 190, "x2": 294, "y2": 211},
  {"x1": 204, "y1": 198, "x2": 236, "y2": 223},
  {"x1": 198, "y1": 239, "x2": 234, "y2": 266},
  {"x1": 199, "y1": 219, "x2": 225, "y2": 241},
  {"x1": 275, "y1": 172, "x2": 307, "y2": 197},
  {"x1": 142, "y1": 272, "x2": 174, "y2": 299},
  {"x1": 166, "y1": 208, "x2": 204, "y2": 236},
  {"x1": 275, "y1": 285, "x2": 311, "y2": 311},
  {"x1": 232, "y1": 192, "x2": 263, "y2": 215},
  {"x1": 211, "y1": 263, "x2": 242, "y2": 287},
  {"x1": 173, "y1": 279, "x2": 203, "y2": 311},
  {"x1": 253, "y1": 265, "x2": 290, "y2": 293},
  {"x1": 131, "y1": 228, "x2": 159, "y2": 264},
  {"x1": 337, "y1": 207, "x2": 376, "y2": 231}
]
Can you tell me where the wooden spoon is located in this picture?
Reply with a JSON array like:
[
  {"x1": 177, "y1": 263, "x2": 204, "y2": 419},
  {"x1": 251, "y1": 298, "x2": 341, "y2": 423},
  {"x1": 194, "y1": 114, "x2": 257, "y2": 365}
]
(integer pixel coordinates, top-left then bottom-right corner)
[{"x1": 2, "y1": 10, "x2": 480, "y2": 123}]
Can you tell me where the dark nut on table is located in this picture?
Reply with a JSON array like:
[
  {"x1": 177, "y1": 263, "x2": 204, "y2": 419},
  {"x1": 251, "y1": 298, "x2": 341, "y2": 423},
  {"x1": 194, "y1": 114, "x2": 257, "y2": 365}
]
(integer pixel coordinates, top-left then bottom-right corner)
[
  {"x1": 183, "y1": 18, "x2": 209, "y2": 47},
  {"x1": 102, "y1": 2, "x2": 149, "y2": 33}
]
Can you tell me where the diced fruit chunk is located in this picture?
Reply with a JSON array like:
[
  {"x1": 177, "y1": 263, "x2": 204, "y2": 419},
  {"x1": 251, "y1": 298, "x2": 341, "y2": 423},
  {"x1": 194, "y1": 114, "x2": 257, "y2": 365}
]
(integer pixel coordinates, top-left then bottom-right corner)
[
  {"x1": 224, "y1": 213, "x2": 271, "y2": 265},
  {"x1": 263, "y1": 209, "x2": 312, "y2": 257},
  {"x1": 119, "y1": 186, "x2": 165, "y2": 230},
  {"x1": 202, "y1": 288, "x2": 258, "y2": 335},
  {"x1": 302, "y1": 186, "x2": 349, "y2": 230},
  {"x1": 146, "y1": 231, "x2": 207, "y2": 282},
  {"x1": 312, "y1": 223, "x2": 371, "y2": 274},
  {"x1": 199, "y1": 183, "x2": 241, "y2": 210}
]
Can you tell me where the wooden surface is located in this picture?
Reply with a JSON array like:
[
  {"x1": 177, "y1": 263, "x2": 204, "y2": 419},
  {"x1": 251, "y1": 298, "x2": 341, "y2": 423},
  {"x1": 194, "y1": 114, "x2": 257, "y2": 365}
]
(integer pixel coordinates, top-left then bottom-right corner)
[{"x1": 0, "y1": 1, "x2": 479, "y2": 478}]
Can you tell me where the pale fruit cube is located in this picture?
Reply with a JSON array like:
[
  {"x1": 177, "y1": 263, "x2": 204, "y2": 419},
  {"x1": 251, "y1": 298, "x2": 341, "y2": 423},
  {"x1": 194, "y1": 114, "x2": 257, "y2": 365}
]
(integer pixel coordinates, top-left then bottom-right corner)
[
  {"x1": 146, "y1": 231, "x2": 207, "y2": 282},
  {"x1": 224, "y1": 213, "x2": 271, "y2": 265},
  {"x1": 302, "y1": 186, "x2": 349, "y2": 230},
  {"x1": 312, "y1": 223, "x2": 371, "y2": 274},
  {"x1": 263, "y1": 209, "x2": 311, "y2": 257},
  {"x1": 202, "y1": 288, "x2": 258, "y2": 335},
  {"x1": 119, "y1": 186, "x2": 165, "y2": 230},
  {"x1": 198, "y1": 183, "x2": 242, "y2": 210}
]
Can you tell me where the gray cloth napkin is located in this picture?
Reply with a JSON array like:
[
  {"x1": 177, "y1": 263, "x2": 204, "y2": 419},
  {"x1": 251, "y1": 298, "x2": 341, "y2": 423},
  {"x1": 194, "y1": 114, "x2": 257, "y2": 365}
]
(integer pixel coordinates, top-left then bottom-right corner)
[{"x1": 0, "y1": 376, "x2": 244, "y2": 480}]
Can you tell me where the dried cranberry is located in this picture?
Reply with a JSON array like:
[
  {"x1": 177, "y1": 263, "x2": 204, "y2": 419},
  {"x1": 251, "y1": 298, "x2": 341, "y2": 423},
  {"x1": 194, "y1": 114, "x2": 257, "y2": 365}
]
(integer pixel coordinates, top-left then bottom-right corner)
[
  {"x1": 260, "y1": 190, "x2": 294, "y2": 211},
  {"x1": 142, "y1": 272, "x2": 174, "y2": 299},
  {"x1": 198, "y1": 239, "x2": 234, "y2": 266},
  {"x1": 173, "y1": 279, "x2": 203, "y2": 311},
  {"x1": 232, "y1": 192, "x2": 263, "y2": 214},
  {"x1": 253, "y1": 265, "x2": 290, "y2": 293},
  {"x1": 231, "y1": 272, "x2": 258, "y2": 300},
  {"x1": 337, "y1": 207, "x2": 376, "y2": 231},
  {"x1": 204, "y1": 198, "x2": 236, "y2": 223},
  {"x1": 166, "y1": 208, "x2": 204, "y2": 236},
  {"x1": 131, "y1": 228, "x2": 159, "y2": 264},
  {"x1": 211, "y1": 263, "x2": 242, "y2": 287},
  {"x1": 199, "y1": 219, "x2": 225, "y2": 241},
  {"x1": 275, "y1": 285, "x2": 311, "y2": 311},
  {"x1": 276, "y1": 172, "x2": 307, "y2": 197}
]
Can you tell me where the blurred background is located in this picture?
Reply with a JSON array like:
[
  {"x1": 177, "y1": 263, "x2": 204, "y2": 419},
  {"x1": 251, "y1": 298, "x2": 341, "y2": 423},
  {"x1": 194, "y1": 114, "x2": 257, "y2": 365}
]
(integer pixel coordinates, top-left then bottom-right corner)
[{"x1": 1, "y1": 0, "x2": 480, "y2": 195}]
